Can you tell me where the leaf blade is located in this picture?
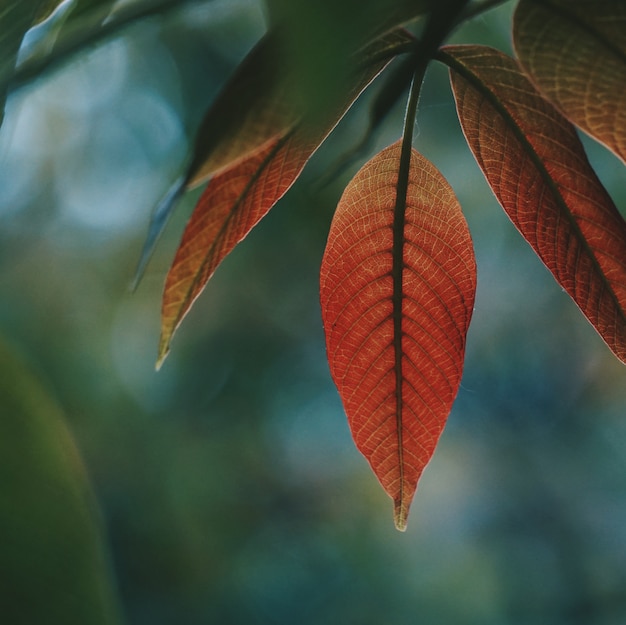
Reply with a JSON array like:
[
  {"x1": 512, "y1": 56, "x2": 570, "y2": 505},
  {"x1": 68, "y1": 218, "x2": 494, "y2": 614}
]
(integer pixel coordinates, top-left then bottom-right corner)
[
  {"x1": 158, "y1": 131, "x2": 313, "y2": 366},
  {"x1": 445, "y1": 44, "x2": 626, "y2": 362},
  {"x1": 513, "y1": 0, "x2": 626, "y2": 163},
  {"x1": 320, "y1": 141, "x2": 476, "y2": 529},
  {"x1": 185, "y1": 27, "x2": 417, "y2": 188},
  {"x1": 158, "y1": 29, "x2": 415, "y2": 364}
]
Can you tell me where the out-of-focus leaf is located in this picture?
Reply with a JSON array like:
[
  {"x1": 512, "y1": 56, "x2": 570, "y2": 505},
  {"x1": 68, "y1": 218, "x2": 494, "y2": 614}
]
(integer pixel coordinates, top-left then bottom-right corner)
[
  {"x1": 319, "y1": 141, "x2": 476, "y2": 530},
  {"x1": 264, "y1": 0, "x2": 432, "y2": 133},
  {"x1": 0, "y1": 0, "x2": 55, "y2": 126},
  {"x1": 65, "y1": 0, "x2": 115, "y2": 21},
  {"x1": 157, "y1": 30, "x2": 415, "y2": 362},
  {"x1": 5, "y1": 0, "x2": 184, "y2": 95},
  {"x1": 445, "y1": 44, "x2": 626, "y2": 363},
  {"x1": 185, "y1": 27, "x2": 417, "y2": 188},
  {"x1": 266, "y1": 0, "x2": 434, "y2": 40},
  {"x1": 513, "y1": 0, "x2": 626, "y2": 163},
  {"x1": 0, "y1": 339, "x2": 122, "y2": 624}
]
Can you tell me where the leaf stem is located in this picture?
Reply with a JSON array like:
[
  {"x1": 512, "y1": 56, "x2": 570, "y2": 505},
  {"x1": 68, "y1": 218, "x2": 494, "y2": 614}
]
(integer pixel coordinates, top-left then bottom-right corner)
[{"x1": 391, "y1": 0, "x2": 470, "y2": 530}]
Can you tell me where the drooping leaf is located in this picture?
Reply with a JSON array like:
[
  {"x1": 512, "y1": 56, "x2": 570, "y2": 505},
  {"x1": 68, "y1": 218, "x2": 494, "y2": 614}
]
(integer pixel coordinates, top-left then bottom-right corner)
[
  {"x1": 185, "y1": 26, "x2": 417, "y2": 189},
  {"x1": 157, "y1": 29, "x2": 415, "y2": 364},
  {"x1": 319, "y1": 141, "x2": 476, "y2": 530},
  {"x1": 0, "y1": 339, "x2": 123, "y2": 624},
  {"x1": 513, "y1": 0, "x2": 626, "y2": 163},
  {"x1": 158, "y1": 132, "x2": 314, "y2": 366},
  {"x1": 444, "y1": 44, "x2": 626, "y2": 363}
]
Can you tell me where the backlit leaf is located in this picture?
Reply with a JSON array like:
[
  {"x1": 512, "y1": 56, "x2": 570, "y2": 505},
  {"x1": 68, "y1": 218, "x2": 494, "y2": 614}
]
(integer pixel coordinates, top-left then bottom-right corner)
[
  {"x1": 158, "y1": 132, "x2": 315, "y2": 367},
  {"x1": 183, "y1": 31, "x2": 298, "y2": 189},
  {"x1": 445, "y1": 44, "x2": 626, "y2": 362},
  {"x1": 158, "y1": 29, "x2": 415, "y2": 364},
  {"x1": 513, "y1": 0, "x2": 626, "y2": 163},
  {"x1": 319, "y1": 141, "x2": 476, "y2": 530},
  {"x1": 185, "y1": 27, "x2": 416, "y2": 188}
]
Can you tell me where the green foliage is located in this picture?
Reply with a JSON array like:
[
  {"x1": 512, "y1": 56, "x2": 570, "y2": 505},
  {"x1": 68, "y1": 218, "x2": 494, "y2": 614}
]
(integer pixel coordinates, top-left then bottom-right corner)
[{"x1": 0, "y1": 340, "x2": 122, "y2": 624}]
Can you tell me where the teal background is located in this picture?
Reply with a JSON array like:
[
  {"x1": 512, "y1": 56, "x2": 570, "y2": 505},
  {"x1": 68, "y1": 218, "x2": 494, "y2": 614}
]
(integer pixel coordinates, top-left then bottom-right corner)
[{"x1": 1, "y1": 1, "x2": 625, "y2": 623}]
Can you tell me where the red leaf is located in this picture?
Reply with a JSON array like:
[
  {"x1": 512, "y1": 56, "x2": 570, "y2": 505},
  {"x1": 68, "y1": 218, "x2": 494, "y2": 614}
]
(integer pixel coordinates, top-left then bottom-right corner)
[
  {"x1": 184, "y1": 32, "x2": 298, "y2": 188},
  {"x1": 319, "y1": 141, "x2": 476, "y2": 530},
  {"x1": 185, "y1": 27, "x2": 417, "y2": 188},
  {"x1": 158, "y1": 29, "x2": 416, "y2": 365},
  {"x1": 444, "y1": 44, "x2": 626, "y2": 363},
  {"x1": 158, "y1": 132, "x2": 313, "y2": 366},
  {"x1": 513, "y1": 0, "x2": 626, "y2": 164}
]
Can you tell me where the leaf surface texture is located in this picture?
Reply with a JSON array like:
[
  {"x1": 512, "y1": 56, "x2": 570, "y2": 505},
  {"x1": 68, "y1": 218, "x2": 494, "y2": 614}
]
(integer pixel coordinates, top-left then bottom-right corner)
[
  {"x1": 320, "y1": 141, "x2": 476, "y2": 529},
  {"x1": 158, "y1": 29, "x2": 414, "y2": 363},
  {"x1": 446, "y1": 44, "x2": 626, "y2": 362},
  {"x1": 513, "y1": 0, "x2": 626, "y2": 163}
]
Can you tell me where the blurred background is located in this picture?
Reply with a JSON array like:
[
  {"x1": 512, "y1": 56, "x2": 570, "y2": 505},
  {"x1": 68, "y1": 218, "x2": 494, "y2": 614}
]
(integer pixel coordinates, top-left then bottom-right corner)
[{"x1": 1, "y1": 1, "x2": 626, "y2": 623}]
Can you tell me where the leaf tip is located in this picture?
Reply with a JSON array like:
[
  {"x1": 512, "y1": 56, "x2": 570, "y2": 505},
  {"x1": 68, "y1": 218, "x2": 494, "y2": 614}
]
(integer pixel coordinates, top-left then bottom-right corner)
[
  {"x1": 131, "y1": 175, "x2": 186, "y2": 291},
  {"x1": 393, "y1": 498, "x2": 410, "y2": 532},
  {"x1": 155, "y1": 342, "x2": 169, "y2": 371}
]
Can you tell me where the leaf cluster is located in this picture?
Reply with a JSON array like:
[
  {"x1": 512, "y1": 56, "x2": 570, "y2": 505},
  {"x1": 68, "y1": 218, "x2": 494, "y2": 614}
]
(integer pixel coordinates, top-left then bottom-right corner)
[{"x1": 3, "y1": 0, "x2": 625, "y2": 530}]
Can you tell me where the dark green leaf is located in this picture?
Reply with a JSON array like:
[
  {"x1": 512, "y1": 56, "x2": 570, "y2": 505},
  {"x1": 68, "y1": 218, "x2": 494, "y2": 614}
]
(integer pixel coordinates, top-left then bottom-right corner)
[{"x1": 0, "y1": 339, "x2": 123, "y2": 624}]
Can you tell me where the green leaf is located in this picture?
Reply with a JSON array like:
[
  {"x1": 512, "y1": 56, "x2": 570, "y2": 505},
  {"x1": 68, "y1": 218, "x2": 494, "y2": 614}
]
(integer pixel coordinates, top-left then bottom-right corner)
[
  {"x1": 4, "y1": 0, "x2": 184, "y2": 96},
  {"x1": 0, "y1": 339, "x2": 123, "y2": 625}
]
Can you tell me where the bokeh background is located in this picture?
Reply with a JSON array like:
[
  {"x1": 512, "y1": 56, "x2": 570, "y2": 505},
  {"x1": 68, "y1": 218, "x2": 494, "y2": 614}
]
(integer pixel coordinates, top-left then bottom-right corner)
[{"x1": 1, "y1": 1, "x2": 626, "y2": 623}]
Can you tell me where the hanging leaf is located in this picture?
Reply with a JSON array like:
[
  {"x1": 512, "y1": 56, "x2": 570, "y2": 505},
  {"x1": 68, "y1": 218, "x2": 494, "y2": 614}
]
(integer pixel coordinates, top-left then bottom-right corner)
[
  {"x1": 319, "y1": 141, "x2": 476, "y2": 530},
  {"x1": 444, "y1": 44, "x2": 626, "y2": 363},
  {"x1": 185, "y1": 27, "x2": 417, "y2": 188},
  {"x1": 158, "y1": 132, "x2": 314, "y2": 366},
  {"x1": 513, "y1": 0, "x2": 626, "y2": 163},
  {"x1": 158, "y1": 29, "x2": 416, "y2": 364},
  {"x1": 183, "y1": 32, "x2": 299, "y2": 189}
]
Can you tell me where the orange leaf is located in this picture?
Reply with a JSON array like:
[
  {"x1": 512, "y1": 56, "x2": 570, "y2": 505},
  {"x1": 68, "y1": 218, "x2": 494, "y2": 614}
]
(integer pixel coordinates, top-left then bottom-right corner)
[
  {"x1": 184, "y1": 32, "x2": 298, "y2": 188},
  {"x1": 319, "y1": 141, "x2": 476, "y2": 530},
  {"x1": 185, "y1": 27, "x2": 416, "y2": 188},
  {"x1": 158, "y1": 29, "x2": 415, "y2": 365},
  {"x1": 158, "y1": 132, "x2": 313, "y2": 366},
  {"x1": 513, "y1": 0, "x2": 626, "y2": 163},
  {"x1": 444, "y1": 44, "x2": 626, "y2": 362}
]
